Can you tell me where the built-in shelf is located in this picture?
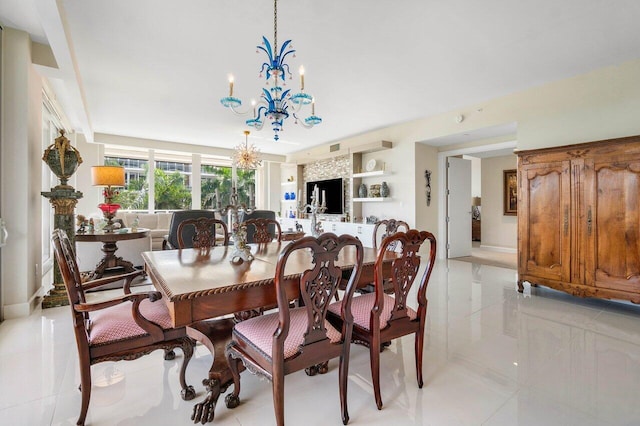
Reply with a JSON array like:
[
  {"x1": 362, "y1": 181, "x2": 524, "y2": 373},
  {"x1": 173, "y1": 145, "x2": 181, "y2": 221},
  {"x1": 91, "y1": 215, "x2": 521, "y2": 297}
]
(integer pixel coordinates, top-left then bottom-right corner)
[
  {"x1": 352, "y1": 170, "x2": 390, "y2": 178},
  {"x1": 281, "y1": 181, "x2": 297, "y2": 186},
  {"x1": 281, "y1": 199, "x2": 298, "y2": 203},
  {"x1": 353, "y1": 197, "x2": 391, "y2": 202}
]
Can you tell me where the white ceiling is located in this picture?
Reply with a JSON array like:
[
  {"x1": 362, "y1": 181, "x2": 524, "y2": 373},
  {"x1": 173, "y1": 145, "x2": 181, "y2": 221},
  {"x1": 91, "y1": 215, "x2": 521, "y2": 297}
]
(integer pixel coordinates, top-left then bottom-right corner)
[{"x1": 2, "y1": 0, "x2": 640, "y2": 156}]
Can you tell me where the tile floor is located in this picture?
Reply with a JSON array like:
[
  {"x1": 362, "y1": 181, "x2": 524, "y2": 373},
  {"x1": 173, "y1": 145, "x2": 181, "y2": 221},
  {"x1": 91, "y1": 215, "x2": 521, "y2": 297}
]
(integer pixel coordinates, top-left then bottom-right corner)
[{"x1": 2, "y1": 257, "x2": 640, "y2": 425}]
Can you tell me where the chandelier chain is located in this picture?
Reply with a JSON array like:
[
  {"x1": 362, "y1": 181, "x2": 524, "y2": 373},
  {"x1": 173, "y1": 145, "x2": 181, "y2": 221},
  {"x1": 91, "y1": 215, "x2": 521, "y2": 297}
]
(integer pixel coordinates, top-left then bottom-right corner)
[{"x1": 273, "y1": 0, "x2": 278, "y2": 55}]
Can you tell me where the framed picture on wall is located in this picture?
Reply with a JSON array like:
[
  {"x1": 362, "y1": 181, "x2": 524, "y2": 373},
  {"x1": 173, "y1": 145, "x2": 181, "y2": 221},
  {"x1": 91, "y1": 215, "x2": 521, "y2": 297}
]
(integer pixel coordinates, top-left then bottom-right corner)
[{"x1": 503, "y1": 169, "x2": 517, "y2": 216}]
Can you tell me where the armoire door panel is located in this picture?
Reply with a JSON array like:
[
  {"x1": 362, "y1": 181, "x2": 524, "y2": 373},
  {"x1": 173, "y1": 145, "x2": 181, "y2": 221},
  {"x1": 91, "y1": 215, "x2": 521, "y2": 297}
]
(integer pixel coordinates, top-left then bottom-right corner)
[
  {"x1": 591, "y1": 162, "x2": 640, "y2": 292},
  {"x1": 520, "y1": 162, "x2": 571, "y2": 282}
]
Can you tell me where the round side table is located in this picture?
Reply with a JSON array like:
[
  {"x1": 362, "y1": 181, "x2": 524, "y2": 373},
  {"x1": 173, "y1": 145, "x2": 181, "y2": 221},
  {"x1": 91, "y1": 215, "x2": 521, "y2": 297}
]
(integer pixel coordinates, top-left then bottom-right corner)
[{"x1": 75, "y1": 228, "x2": 150, "y2": 279}]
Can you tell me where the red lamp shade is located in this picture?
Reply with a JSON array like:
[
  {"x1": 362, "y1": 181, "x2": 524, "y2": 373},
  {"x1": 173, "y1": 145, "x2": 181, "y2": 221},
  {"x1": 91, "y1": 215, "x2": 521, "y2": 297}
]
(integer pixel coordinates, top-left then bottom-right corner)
[{"x1": 98, "y1": 203, "x2": 121, "y2": 215}]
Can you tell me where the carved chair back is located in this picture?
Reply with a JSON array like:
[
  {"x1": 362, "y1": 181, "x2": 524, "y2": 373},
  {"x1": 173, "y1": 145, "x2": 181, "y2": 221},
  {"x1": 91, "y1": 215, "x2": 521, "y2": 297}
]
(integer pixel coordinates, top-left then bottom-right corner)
[
  {"x1": 164, "y1": 210, "x2": 219, "y2": 249},
  {"x1": 372, "y1": 219, "x2": 410, "y2": 251},
  {"x1": 376, "y1": 229, "x2": 436, "y2": 323},
  {"x1": 236, "y1": 210, "x2": 277, "y2": 243},
  {"x1": 177, "y1": 217, "x2": 229, "y2": 250},
  {"x1": 242, "y1": 218, "x2": 282, "y2": 243},
  {"x1": 53, "y1": 229, "x2": 89, "y2": 326}
]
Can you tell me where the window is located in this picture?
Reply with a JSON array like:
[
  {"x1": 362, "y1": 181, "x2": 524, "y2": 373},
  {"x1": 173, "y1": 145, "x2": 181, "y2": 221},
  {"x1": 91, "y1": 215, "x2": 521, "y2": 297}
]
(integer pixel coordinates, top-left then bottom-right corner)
[
  {"x1": 103, "y1": 147, "x2": 257, "y2": 212},
  {"x1": 201, "y1": 163, "x2": 255, "y2": 209},
  {"x1": 105, "y1": 156, "x2": 149, "y2": 210},
  {"x1": 154, "y1": 159, "x2": 192, "y2": 210}
]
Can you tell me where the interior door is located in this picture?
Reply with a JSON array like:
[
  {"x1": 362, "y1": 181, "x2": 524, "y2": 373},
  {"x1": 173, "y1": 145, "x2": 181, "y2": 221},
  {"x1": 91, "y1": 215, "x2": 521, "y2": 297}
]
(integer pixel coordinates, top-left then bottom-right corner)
[{"x1": 447, "y1": 157, "x2": 472, "y2": 258}]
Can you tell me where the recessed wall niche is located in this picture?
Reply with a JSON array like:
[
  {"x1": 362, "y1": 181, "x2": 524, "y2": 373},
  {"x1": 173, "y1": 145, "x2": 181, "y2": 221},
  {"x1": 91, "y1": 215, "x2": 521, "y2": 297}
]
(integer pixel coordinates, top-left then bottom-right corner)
[{"x1": 302, "y1": 155, "x2": 351, "y2": 215}]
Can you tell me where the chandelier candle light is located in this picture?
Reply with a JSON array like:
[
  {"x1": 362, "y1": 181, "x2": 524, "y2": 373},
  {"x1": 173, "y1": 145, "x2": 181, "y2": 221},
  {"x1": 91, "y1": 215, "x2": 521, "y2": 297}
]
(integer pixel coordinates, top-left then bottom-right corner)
[
  {"x1": 220, "y1": 0, "x2": 321, "y2": 141},
  {"x1": 91, "y1": 165, "x2": 125, "y2": 232}
]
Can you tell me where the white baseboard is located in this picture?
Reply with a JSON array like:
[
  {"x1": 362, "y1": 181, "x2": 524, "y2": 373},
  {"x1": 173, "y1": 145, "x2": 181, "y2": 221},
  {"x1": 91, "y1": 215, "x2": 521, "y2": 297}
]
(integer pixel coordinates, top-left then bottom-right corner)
[
  {"x1": 479, "y1": 244, "x2": 517, "y2": 254},
  {"x1": 3, "y1": 285, "x2": 45, "y2": 319}
]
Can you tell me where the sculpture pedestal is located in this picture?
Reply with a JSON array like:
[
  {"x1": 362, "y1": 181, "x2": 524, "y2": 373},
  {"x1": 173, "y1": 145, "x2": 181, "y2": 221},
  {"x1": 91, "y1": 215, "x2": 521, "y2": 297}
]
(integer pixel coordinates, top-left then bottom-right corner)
[{"x1": 41, "y1": 187, "x2": 83, "y2": 308}]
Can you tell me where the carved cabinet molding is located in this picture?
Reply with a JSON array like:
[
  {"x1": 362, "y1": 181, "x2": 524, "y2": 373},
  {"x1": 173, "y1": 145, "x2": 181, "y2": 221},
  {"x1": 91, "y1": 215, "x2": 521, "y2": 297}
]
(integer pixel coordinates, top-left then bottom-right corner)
[{"x1": 517, "y1": 135, "x2": 640, "y2": 304}]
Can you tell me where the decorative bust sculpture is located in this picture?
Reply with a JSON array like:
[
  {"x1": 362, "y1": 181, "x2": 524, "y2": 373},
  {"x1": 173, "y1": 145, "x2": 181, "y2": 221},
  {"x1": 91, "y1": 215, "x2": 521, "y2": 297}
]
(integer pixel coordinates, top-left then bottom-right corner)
[{"x1": 42, "y1": 129, "x2": 83, "y2": 189}]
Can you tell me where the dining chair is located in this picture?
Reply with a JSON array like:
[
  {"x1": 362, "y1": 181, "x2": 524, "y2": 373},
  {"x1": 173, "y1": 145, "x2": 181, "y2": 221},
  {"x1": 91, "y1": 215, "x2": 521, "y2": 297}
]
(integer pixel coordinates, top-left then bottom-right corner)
[
  {"x1": 328, "y1": 229, "x2": 436, "y2": 410},
  {"x1": 176, "y1": 217, "x2": 229, "y2": 250},
  {"x1": 51, "y1": 229, "x2": 195, "y2": 426},
  {"x1": 237, "y1": 209, "x2": 277, "y2": 243},
  {"x1": 242, "y1": 217, "x2": 282, "y2": 243},
  {"x1": 356, "y1": 218, "x2": 410, "y2": 296},
  {"x1": 163, "y1": 209, "x2": 222, "y2": 249},
  {"x1": 225, "y1": 233, "x2": 364, "y2": 426},
  {"x1": 372, "y1": 218, "x2": 410, "y2": 251}
]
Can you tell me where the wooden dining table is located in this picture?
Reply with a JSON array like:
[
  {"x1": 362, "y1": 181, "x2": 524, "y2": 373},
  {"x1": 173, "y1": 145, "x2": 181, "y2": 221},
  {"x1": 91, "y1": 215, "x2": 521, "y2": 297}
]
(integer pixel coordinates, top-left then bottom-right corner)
[{"x1": 142, "y1": 241, "x2": 396, "y2": 423}]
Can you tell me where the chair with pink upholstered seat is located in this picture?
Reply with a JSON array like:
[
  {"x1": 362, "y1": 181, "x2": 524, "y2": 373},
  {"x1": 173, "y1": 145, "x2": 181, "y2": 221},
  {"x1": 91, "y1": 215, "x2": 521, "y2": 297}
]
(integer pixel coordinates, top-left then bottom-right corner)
[
  {"x1": 328, "y1": 229, "x2": 436, "y2": 410},
  {"x1": 225, "y1": 233, "x2": 364, "y2": 426},
  {"x1": 51, "y1": 229, "x2": 195, "y2": 425}
]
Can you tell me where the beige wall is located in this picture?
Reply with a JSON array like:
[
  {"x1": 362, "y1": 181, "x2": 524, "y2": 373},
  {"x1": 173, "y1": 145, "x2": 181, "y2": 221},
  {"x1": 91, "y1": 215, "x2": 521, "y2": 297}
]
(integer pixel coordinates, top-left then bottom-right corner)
[
  {"x1": 415, "y1": 143, "x2": 439, "y2": 234},
  {"x1": 1, "y1": 28, "x2": 43, "y2": 318},
  {"x1": 480, "y1": 155, "x2": 518, "y2": 251},
  {"x1": 73, "y1": 133, "x2": 103, "y2": 218}
]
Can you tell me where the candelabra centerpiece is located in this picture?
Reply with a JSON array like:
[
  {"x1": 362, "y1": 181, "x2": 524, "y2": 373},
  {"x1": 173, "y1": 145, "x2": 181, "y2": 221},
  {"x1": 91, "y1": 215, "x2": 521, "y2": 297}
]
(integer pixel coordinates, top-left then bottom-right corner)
[
  {"x1": 213, "y1": 185, "x2": 255, "y2": 263},
  {"x1": 297, "y1": 184, "x2": 326, "y2": 237}
]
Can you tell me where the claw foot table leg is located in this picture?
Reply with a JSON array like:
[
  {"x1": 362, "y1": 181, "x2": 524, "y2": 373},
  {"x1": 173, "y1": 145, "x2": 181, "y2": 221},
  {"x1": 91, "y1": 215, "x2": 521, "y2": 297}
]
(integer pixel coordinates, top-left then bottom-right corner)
[
  {"x1": 191, "y1": 379, "x2": 222, "y2": 424},
  {"x1": 186, "y1": 318, "x2": 246, "y2": 423}
]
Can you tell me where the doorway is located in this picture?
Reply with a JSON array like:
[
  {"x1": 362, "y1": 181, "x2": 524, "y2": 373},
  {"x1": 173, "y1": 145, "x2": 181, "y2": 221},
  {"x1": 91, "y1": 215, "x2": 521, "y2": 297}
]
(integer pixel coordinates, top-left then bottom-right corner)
[{"x1": 437, "y1": 140, "x2": 517, "y2": 259}]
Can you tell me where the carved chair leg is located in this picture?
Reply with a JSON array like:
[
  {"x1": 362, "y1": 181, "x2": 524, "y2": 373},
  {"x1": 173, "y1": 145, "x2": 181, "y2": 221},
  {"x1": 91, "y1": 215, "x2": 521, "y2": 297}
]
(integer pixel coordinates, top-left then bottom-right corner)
[
  {"x1": 224, "y1": 352, "x2": 242, "y2": 409},
  {"x1": 164, "y1": 349, "x2": 176, "y2": 360},
  {"x1": 415, "y1": 332, "x2": 424, "y2": 389},
  {"x1": 77, "y1": 360, "x2": 92, "y2": 425},
  {"x1": 272, "y1": 370, "x2": 285, "y2": 426},
  {"x1": 370, "y1": 337, "x2": 383, "y2": 410},
  {"x1": 318, "y1": 361, "x2": 329, "y2": 374},
  {"x1": 339, "y1": 351, "x2": 350, "y2": 425},
  {"x1": 179, "y1": 338, "x2": 196, "y2": 401}
]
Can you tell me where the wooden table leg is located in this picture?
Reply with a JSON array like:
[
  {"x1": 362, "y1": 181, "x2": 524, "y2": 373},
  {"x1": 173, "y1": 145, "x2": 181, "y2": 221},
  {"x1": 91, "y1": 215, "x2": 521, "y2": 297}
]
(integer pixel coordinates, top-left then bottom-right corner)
[
  {"x1": 186, "y1": 318, "x2": 245, "y2": 424},
  {"x1": 90, "y1": 241, "x2": 136, "y2": 279}
]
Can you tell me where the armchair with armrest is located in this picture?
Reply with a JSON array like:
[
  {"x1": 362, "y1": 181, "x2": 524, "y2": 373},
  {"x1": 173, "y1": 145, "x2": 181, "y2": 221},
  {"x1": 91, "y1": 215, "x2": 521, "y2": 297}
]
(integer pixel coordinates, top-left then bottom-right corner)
[{"x1": 51, "y1": 229, "x2": 195, "y2": 425}]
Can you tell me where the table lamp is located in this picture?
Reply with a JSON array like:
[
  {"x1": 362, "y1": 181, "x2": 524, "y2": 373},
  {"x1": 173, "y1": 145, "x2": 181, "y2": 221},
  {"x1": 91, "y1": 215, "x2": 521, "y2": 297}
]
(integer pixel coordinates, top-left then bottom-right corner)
[
  {"x1": 91, "y1": 165, "x2": 125, "y2": 232},
  {"x1": 472, "y1": 196, "x2": 481, "y2": 220}
]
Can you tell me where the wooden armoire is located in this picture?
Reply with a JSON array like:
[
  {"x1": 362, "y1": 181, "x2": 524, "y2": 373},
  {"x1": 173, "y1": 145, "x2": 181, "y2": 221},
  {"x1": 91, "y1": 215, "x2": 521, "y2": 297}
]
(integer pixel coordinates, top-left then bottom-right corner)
[{"x1": 517, "y1": 135, "x2": 640, "y2": 303}]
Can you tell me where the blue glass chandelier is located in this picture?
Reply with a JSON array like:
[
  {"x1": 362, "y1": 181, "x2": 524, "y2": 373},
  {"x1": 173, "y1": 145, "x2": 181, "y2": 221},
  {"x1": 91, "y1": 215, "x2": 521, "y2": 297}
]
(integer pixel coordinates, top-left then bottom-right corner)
[{"x1": 220, "y1": 0, "x2": 321, "y2": 141}]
